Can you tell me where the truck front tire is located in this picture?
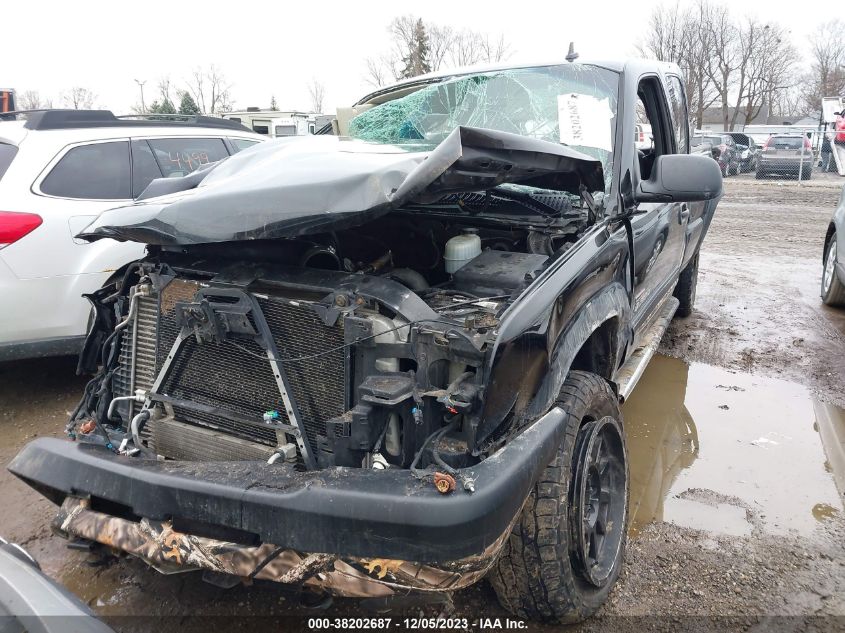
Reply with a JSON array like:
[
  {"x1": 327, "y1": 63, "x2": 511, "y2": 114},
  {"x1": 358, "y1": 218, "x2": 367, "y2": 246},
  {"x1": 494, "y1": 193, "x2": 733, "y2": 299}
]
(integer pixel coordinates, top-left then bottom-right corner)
[{"x1": 489, "y1": 371, "x2": 628, "y2": 623}]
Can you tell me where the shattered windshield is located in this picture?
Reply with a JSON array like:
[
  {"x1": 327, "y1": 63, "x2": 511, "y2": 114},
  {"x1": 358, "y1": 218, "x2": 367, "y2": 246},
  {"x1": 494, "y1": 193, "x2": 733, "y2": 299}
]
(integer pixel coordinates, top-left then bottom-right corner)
[{"x1": 348, "y1": 64, "x2": 619, "y2": 192}]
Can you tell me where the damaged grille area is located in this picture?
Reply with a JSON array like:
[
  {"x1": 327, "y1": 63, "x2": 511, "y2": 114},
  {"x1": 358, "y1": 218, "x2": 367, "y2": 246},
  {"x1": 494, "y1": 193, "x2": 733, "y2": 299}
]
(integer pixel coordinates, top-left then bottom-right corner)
[
  {"x1": 112, "y1": 293, "x2": 159, "y2": 421},
  {"x1": 258, "y1": 297, "x2": 347, "y2": 447},
  {"x1": 115, "y1": 279, "x2": 348, "y2": 461}
]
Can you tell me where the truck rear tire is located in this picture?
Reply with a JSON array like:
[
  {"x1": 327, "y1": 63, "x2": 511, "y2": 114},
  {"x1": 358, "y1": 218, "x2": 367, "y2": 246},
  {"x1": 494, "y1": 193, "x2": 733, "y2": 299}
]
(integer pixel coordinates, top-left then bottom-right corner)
[
  {"x1": 489, "y1": 371, "x2": 628, "y2": 623},
  {"x1": 673, "y1": 252, "x2": 699, "y2": 317}
]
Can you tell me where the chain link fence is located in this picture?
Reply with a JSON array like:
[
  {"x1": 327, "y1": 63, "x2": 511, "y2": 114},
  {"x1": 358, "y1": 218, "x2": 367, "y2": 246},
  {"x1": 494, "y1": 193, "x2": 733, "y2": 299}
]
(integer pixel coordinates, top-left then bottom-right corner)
[{"x1": 694, "y1": 128, "x2": 845, "y2": 186}]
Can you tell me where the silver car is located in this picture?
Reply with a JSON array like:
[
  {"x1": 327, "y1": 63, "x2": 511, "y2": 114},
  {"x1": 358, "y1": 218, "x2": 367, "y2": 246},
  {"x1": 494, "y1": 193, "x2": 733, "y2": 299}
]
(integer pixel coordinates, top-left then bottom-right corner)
[
  {"x1": 823, "y1": 185, "x2": 845, "y2": 306},
  {"x1": 756, "y1": 134, "x2": 814, "y2": 179}
]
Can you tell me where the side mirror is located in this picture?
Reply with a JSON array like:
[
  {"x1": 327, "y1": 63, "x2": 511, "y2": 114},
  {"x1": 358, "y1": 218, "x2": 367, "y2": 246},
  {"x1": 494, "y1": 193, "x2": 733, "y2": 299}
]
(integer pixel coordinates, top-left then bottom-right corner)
[{"x1": 637, "y1": 154, "x2": 723, "y2": 203}]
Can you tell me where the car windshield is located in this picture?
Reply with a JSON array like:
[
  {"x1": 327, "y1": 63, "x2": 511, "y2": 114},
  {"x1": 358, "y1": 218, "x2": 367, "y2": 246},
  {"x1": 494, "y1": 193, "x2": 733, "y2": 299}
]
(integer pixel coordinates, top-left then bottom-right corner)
[
  {"x1": 705, "y1": 136, "x2": 723, "y2": 145},
  {"x1": 347, "y1": 64, "x2": 619, "y2": 192}
]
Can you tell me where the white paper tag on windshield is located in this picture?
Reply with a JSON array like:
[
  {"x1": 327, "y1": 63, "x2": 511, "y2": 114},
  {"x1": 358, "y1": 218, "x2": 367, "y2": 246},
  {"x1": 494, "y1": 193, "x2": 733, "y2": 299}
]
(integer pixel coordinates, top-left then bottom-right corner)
[{"x1": 557, "y1": 93, "x2": 613, "y2": 151}]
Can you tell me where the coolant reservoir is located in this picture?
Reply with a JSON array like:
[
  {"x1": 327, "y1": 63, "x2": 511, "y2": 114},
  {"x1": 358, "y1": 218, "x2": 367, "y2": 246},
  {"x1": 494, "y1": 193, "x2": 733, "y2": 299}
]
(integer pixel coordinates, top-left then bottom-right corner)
[{"x1": 444, "y1": 230, "x2": 481, "y2": 274}]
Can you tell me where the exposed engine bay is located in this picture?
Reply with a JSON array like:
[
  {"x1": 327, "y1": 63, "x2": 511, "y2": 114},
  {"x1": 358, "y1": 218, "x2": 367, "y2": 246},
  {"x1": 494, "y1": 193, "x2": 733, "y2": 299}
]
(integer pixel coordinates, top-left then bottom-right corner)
[{"x1": 71, "y1": 189, "x2": 592, "y2": 481}]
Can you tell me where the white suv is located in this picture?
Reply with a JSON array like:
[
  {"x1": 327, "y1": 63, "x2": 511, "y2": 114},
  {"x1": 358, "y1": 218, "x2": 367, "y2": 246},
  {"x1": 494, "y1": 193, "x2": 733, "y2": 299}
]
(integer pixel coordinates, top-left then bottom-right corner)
[{"x1": 0, "y1": 110, "x2": 264, "y2": 360}]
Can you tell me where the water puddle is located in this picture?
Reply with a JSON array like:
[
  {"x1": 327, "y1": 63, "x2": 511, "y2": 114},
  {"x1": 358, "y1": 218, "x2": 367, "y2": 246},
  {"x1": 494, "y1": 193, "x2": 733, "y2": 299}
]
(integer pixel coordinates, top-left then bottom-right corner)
[{"x1": 624, "y1": 355, "x2": 845, "y2": 538}]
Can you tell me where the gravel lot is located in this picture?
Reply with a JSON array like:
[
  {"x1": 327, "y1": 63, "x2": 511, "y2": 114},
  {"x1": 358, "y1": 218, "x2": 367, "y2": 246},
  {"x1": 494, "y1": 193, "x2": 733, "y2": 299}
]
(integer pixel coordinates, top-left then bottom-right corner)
[{"x1": 1, "y1": 176, "x2": 843, "y2": 631}]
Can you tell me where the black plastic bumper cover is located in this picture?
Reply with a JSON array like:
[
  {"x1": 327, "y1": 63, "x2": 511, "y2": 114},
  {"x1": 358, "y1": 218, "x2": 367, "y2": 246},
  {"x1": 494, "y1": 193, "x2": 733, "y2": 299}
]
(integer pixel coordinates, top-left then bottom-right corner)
[{"x1": 8, "y1": 407, "x2": 565, "y2": 562}]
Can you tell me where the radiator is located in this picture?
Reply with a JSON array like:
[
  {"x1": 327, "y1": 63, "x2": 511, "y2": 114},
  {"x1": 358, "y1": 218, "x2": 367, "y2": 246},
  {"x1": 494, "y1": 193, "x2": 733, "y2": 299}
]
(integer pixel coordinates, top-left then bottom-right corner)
[{"x1": 114, "y1": 279, "x2": 348, "y2": 462}]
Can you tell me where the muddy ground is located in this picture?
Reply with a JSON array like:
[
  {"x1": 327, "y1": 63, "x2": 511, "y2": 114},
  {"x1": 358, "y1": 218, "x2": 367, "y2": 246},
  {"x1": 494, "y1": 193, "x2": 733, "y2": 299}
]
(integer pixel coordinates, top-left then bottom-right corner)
[{"x1": 1, "y1": 177, "x2": 844, "y2": 631}]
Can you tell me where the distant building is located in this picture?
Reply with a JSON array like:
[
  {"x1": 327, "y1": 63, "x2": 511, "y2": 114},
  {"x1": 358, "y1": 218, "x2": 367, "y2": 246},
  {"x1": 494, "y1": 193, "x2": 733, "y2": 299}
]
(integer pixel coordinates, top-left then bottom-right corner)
[{"x1": 698, "y1": 105, "x2": 820, "y2": 132}]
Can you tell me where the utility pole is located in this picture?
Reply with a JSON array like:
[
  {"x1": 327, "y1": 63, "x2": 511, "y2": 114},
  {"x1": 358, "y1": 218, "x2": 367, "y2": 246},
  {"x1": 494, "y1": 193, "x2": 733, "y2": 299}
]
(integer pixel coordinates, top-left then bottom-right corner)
[{"x1": 134, "y1": 79, "x2": 147, "y2": 113}]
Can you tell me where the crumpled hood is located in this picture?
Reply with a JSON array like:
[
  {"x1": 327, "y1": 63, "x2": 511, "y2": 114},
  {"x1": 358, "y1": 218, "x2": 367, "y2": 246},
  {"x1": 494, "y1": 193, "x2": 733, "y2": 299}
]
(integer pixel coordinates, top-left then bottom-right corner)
[{"x1": 78, "y1": 126, "x2": 604, "y2": 245}]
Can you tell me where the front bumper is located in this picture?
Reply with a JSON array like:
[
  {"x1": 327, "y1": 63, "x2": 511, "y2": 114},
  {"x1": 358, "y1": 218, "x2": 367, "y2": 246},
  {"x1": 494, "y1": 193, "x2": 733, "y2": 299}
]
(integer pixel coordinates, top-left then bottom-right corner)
[
  {"x1": 54, "y1": 496, "x2": 510, "y2": 597},
  {"x1": 9, "y1": 407, "x2": 566, "y2": 568}
]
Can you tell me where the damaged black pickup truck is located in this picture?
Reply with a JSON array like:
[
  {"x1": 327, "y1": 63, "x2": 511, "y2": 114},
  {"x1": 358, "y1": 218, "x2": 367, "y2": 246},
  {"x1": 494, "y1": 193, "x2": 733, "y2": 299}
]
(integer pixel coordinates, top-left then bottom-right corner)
[{"x1": 9, "y1": 59, "x2": 721, "y2": 622}]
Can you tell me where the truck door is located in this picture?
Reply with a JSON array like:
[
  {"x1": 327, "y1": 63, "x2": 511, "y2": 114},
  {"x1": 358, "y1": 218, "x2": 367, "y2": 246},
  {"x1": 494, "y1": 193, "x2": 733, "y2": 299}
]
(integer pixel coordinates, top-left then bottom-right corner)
[{"x1": 629, "y1": 75, "x2": 689, "y2": 328}]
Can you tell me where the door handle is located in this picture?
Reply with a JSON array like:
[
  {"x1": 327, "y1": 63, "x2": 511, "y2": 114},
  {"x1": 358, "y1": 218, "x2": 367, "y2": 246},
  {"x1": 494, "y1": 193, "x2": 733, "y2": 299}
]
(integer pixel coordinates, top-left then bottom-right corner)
[{"x1": 679, "y1": 205, "x2": 690, "y2": 224}]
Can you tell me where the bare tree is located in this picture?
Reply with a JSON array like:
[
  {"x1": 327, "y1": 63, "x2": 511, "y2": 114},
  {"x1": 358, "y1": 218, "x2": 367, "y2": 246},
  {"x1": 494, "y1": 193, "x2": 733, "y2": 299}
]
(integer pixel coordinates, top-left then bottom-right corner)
[
  {"x1": 365, "y1": 16, "x2": 514, "y2": 86},
  {"x1": 699, "y1": 3, "x2": 742, "y2": 130},
  {"x1": 734, "y1": 22, "x2": 795, "y2": 128},
  {"x1": 638, "y1": 1, "x2": 719, "y2": 128},
  {"x1": 185, "y1": 65, "x2": 232, "y2": 115},
  {"x1": 62, "y1": 87, "x2": 96, "y2": 110},
  {"x1": 639, "y1": 1, "x2": 800, "y2": 130},
  {"x1": 308, "y1": 79, "x2": 326, "y2": 113},
  {"x1": 447, "y1": 29, "x2": 484, "y2": 67},
  {"x1": 388, "y1": 15, "x2": 418, "y2": 80},
  {"x1": 364, "y1": 55, "x2": 390, "y2": 88},
  {"x1": 769, "y1": 82, "x2": 805, "y2": 119},
  {"x1": 157, "y1": 77, "x2": 174, "y2": 106},
  {"x1": 17, "y1": 90, "x2": 53, "y2": 110},
  {"x1": 803, "y1": 20, "x2": 845, "y2": 112},
  {"x1": 684, "y1": 1, "x2": 721, "y2": 128},
  {"x1": 479, "y1": 33, "x2": 512, "y2": 63},
  {"x1": 428, "y1": 24, "x2": 455, "y2": 71},
  {"x1": 638, "y1": 2, "x2": 689, "y2": 63}
]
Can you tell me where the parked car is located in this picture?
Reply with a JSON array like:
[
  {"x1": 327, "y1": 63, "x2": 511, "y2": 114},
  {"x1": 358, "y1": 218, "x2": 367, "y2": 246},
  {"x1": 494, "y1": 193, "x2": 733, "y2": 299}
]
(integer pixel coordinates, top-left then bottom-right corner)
[
  {"x1": 635, "y1": 122, "x2": 653, "y2": 151},
  {"x1": 756, "y1": 133, "x2": 814, "y2": 180},
  {"x1": 0, "y1": 535, "x2": 116, "y2": 633},
  {"x1": 9, "y1": 59, "x2": 722, "y2": 623},
  {"x1": 0, "y1": 110, "x2": 264, "y2": 361},
  {"x1": 728, "y1": 133, "x2": 760, "y2": 172},
  {"x1": 690, "y1": 133, "x2": 714, "y2": 157},
  {"x1": 822, "y1": 185, "x2": 845, "y2": 306},
  {"x1": 696, "y1": 133, "x2": 740, "y2": 176}
]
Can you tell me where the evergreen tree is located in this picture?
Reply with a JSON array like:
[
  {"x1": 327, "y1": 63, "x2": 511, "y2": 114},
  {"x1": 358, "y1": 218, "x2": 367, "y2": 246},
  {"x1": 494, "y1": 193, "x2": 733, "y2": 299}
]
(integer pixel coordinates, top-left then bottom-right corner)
[
  {"x1": 148, "y1": 99, "x2": 176, "y2": 115},
  {"x1": 401, "y1": 19, "x2": 432, "y2": 79},
  {"x1": 270, "y1": 95, "x2": 278, "y2": 111},
  {"x1": 158, "y1": 98, "x2": 177, "y2": 114},
  {"x1": 178, "y1": 92, "x2": 200, "y2": 115}
]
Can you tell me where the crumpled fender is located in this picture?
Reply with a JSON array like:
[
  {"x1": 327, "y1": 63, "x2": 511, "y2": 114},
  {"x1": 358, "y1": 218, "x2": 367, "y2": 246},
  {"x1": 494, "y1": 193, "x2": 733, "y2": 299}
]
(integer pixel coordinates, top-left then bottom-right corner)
[{"x1": 521, "y1": 282, "x2": 630, "y2": 421}]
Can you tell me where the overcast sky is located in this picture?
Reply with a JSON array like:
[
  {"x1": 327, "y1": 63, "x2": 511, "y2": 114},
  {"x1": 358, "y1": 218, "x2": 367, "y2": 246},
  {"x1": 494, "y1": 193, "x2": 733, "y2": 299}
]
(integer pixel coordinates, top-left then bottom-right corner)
[{"x1": 4, "y1": 0, "x2": 830, "y2": 114}]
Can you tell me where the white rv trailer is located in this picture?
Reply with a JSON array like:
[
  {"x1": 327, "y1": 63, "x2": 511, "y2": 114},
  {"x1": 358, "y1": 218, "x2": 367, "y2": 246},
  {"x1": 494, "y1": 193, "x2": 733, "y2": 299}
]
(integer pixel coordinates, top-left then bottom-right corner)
[{"x1": 222, "y1": 109, "x2": 318, "y2": 138}]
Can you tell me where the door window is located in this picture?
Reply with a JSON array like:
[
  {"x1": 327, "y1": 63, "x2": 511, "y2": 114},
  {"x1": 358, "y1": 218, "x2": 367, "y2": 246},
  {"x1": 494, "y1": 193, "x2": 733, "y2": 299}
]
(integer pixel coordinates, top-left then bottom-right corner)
[
  {"x1": 41, "y1": 141, "x2": 131, "y2": 199},
  {"x1": 230, "y1": 138, "x2": 261, "y2": 152},
  {"x1": 131, "y1": 140, "x2": 163, "y2": 198},
  {"x1": 634, "y1": 76, "x2": 673, "y2": 180},
  {"x1": 0, "y1": 143, "x2": 18, "y2": 182},
  {"x1": 666, "y1": 76, "x2": 689, "y2": 154},
  {"x1": 146, "y1": 138, "x2": 229, "y2": 178}
]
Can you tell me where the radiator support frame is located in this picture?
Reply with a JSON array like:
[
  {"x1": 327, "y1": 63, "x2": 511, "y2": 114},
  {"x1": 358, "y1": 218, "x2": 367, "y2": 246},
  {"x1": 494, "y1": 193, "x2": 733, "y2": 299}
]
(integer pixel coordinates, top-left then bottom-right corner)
[{"x1": 146, "y1": 287, "x2": 317, "y2": 469}]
